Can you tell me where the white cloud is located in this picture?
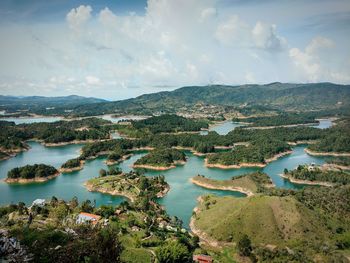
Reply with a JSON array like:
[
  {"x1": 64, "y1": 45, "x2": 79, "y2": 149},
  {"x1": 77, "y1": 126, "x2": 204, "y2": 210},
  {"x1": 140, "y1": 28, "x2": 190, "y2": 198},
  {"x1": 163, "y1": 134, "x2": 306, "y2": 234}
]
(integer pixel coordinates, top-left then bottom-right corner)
[
  {"x1": 66, "y1": 5, "x2": 92, "y2": 32},
  {"x1": 289, "y1": 36, "x2": 350, "y2": 83},
  {"x1": 85, "y1": 75, "x2": 100, "y2": 85},
  {"x1": 200, "y1": 7, "x2": 217, "y2": 21},
  {"x1": 215, "y1": 15, "x2": 250, "y2": 46},
  {"x1": 215, "y1": 17, "x2": 286, "y2": 51},
  {"x1": 252, "y1": 22, "x2": 286, "y2": 51},
  {"x1": 1, "y1": 0, "x2": 348, "y2": 99}
]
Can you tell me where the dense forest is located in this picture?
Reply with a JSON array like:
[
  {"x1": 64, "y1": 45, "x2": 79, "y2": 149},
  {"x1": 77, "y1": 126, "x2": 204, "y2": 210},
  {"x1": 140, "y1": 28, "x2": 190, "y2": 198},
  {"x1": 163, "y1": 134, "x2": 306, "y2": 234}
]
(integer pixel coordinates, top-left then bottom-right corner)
[
  {"x1": 7, "y1": 164, "x2": 58, "y2": 179},
  {"x1": 131, "y1": 114, "x2": 208, "y2": 134},
  {"x1": 232, "y1": 112, "x2": 318, "y2": 127},
  {"x1": 61, "y1": 158, "x2": 82, "y2": 169},
  {"x1": 308, "y1": 119, "x2": 350, "y2": 153},
  {"x1": 206, "y1": 138, "x2": 291, "y2": 166},
  {"x1": 134, "y1": 148, "x2": 186, "y2": 167},
  {"x1": 285, "y1": 165, "x2": 350, "y2": 185},
  {"x1": 0, "y1": 118, "x2": 115, "y2": 157}
]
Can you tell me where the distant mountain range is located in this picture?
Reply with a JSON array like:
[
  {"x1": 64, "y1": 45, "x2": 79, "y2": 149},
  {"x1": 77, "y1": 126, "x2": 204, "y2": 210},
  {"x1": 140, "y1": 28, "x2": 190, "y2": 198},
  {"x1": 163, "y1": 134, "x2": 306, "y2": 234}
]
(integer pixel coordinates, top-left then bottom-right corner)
[
  {"x1": 0, "y1": 95, "x2": 106, "y2": 115},
  {"x1": 1, "y1": 83, "x2": 349, "y2": 116},
  {"x1": 72, "y1": 82, "x2": 350, "y2": 116}
]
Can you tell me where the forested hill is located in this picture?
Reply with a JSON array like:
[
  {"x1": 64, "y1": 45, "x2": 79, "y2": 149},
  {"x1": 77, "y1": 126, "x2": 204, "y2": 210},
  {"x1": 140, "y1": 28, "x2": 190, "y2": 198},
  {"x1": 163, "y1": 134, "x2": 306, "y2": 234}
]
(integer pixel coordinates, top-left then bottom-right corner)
[
  {"x1": 0, "y1": 95, "x2": 106, "y2": 115},
  {"x1": 72, "y1": 82, "x2": 350, "y2": 116},
  {"x1": 1, "y1": 83, "x2": 349, "y2": 116}
]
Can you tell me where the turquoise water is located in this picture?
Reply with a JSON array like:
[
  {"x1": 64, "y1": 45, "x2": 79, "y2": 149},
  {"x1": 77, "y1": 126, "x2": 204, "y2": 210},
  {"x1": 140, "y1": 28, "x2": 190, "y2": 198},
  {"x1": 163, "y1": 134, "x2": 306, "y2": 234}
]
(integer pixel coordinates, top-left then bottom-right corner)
[
  {"x1": 200, "y1": 121, "x2": 243, "y2": 135},
  {"x1": 0, "y1": 116, "x2": 62, "y2": 124},
  {"x1": 0, "y1": 141, "x2": 327, "y2": 228},
  {"x1": 0, "y1": 118, "x2": 332, "y2": 227},
  {"x1": 0, "y1": 142, "x2": 125, "y2": 206}
]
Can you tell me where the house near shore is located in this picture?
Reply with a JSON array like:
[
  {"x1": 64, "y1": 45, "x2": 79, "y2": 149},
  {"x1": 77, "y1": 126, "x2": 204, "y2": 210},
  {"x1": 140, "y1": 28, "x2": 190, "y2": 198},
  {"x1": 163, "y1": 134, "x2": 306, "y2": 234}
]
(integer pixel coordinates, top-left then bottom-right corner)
[
  {"x1": 76, "y1": 212, "x2": 101, "y2": 225},
  {"x1": 30, "y1": 199, "x2": 46, "y2": 208},
  {"x1": 193, "y1": 254, "x2": 213, "y2": 263}
]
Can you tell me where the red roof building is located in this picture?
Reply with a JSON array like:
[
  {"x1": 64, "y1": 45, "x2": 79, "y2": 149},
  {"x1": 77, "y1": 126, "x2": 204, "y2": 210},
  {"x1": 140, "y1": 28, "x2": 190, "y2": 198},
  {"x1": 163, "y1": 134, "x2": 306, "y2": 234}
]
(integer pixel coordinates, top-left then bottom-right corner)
[{"x1": 193, "y1": 254, "x2": 213, "y2": 263}]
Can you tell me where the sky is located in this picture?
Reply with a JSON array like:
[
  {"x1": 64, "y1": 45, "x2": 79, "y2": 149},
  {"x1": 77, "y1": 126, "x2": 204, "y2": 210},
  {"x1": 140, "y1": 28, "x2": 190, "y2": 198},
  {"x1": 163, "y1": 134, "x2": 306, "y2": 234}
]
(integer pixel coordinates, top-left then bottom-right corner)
[{"x1": 0, "y1": 0, "x2": 349, "y2": 100}]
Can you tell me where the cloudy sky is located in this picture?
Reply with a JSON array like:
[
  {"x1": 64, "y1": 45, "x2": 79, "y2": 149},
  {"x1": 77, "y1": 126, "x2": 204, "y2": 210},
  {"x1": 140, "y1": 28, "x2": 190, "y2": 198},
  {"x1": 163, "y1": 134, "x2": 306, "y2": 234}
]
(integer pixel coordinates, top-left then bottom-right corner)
[{"x1": 0, "y1": 0, "x2": 349, "y2": 100}]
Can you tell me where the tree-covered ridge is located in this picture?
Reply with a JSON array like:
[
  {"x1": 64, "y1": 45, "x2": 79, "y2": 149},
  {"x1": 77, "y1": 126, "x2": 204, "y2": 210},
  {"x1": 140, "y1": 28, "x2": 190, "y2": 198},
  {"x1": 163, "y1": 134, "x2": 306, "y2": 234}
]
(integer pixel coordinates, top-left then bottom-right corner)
[
  {"x1": 131, "y1": 114, "x2": 208, "y2": 134},
  {"x1": 285, "y1": 165, "x2": 350, "y2": 185},
  {"x1": 61, "y1": 158, "x2": 81, "y2": 169},
  {"x1": 206, "y1": 138, "x2": 291, "y2": 166},
  {"x1": 7, "y1": 164, "x2": 58, "y2": 179},
  {"x1": 134, "y1": 148, "x2": 186, "y2": 167},
  {"x1": 0, "y1": 118, "x2": 116, "y2": 156},
  {"x1": 233, "y1": 112, "x2": 318, "y2": 127},
  {"x1": 308, "y1": 118, "x2": 350, "y2": 153},
  {"x1": 68, "y1": 83, "x2": 350, "y2": 116}
]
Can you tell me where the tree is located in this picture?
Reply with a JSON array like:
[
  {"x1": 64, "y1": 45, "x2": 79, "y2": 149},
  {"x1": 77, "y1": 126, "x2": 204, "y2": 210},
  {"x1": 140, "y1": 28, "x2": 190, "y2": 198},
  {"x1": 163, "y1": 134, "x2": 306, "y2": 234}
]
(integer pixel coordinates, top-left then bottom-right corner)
[
  {"x1": 81, "y1": 200, "x2": 94, "y2": 213},
  {"x1": 156, "y1": 241, "x2": 191, "y2": 263},
  {"x1": 99, "y1": 169, "x2": 107, "y2": 177},
  {"x1": 237, "y1": 234, "x2": 252, "y2": 256},
  {"x1": 70, "y1": 196, "x2": 79, "y2": 209}
]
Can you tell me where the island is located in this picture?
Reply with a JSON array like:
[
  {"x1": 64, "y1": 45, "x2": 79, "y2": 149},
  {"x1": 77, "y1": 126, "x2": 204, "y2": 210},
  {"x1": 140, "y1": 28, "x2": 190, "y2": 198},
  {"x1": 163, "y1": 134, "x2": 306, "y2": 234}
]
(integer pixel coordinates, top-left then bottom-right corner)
[
  {"x1": 59, "y1": 158, "x2": 85, "y2": 173},
  {"x1": 281, "y1": 164, "x2": 350, "y2": 186},
  {"x1": 232, "y1": 112, "x2": 319, "y2": 128},
  {"x1": 132, "y1": 148, "x2": 186, "y2": 170},
  {"x1": 85, "y1": 170, "x2": 169, "y2": 202},
  {"x1": 191, "y1": 172, "x2": 274, "y2": 196},
  {"x1": 5, "y1": 164, "x2": 60, "y2": 183},
  {"x1": 205, "y1": 139, "x2": 292, "y2": 168}
]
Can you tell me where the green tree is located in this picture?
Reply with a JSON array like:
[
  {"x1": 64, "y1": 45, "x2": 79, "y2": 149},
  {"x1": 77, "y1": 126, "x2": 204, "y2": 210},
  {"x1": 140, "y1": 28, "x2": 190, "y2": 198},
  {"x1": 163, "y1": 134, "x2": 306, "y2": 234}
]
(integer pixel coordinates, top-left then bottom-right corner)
[
  {"x1": 156, "y1": 241, "x2": 191, "y2": 263},
  {"x1": 237, "y1": 234, "x2": 252, "y2": 256}
]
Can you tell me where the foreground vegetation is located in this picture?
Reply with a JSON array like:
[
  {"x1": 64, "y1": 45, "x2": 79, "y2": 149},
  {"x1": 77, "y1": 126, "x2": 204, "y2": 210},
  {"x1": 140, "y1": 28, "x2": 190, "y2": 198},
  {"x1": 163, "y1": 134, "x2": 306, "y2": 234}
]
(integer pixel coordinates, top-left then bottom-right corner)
[
  {"x1": 0, "y1": 195, "x2": 198, "y2": 262},
  {"x1": 191, "y1": 184, "x2": 350, "y2": 262}
]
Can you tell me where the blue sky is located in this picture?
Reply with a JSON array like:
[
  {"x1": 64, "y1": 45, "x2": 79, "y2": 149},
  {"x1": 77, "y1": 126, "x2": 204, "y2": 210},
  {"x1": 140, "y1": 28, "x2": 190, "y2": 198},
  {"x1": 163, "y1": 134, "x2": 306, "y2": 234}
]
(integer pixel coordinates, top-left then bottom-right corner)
[{"x1": 0, "y1": 0, "x2": 349, "y2": 99}]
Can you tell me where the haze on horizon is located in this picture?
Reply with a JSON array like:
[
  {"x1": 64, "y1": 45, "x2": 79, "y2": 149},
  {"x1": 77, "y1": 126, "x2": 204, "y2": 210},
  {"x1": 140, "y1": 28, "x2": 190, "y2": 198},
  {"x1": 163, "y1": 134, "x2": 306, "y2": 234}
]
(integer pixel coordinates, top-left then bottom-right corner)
[{"x1": 0, "y1": 0, "x2": 349, "y2": 100}]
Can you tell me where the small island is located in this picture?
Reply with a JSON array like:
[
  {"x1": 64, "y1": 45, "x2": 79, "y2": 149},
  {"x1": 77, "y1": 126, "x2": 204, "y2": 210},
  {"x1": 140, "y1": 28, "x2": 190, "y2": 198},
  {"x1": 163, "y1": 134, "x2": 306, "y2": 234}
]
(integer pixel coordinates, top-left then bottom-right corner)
[
  {"x1": 132, "y1": 148, "x2": 186, "y2": 170},
  {"x1": 105, "y1": 148, "x2": 132, "y2": 166},
  {"x1": 205, "y1": 140, "x2": 292, "y2": 169},
  {"x1": 5, "y1": 164, "x2": 60, "y2": 183},
  {"x1": 191, "y1": 172, "x2": 274, "y2": 196},
  {"x1": 281, "y1": 164, "x2": 350, "y2": 186},
  {"x1": 85, "y1": 170, "x2": 169, "y2": 202},
  {"x1": 59, "y1": 158, "x2": 85, "y2": 173}
]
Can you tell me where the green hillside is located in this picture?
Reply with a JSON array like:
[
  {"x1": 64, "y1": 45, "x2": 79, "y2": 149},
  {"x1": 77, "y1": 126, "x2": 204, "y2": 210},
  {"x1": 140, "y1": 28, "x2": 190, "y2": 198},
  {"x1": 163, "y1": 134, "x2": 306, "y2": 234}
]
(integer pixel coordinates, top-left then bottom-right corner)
[{"x1": 71, "y1": 82, "x2": 350, "y2": 116}]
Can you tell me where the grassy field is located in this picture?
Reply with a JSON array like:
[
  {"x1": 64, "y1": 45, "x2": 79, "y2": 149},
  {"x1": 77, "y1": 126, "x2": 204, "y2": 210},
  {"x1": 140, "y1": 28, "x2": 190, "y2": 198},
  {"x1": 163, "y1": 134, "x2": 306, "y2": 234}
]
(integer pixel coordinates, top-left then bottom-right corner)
[{"x1": 193, "y1": 195, "x2": 331, "y2": 247}]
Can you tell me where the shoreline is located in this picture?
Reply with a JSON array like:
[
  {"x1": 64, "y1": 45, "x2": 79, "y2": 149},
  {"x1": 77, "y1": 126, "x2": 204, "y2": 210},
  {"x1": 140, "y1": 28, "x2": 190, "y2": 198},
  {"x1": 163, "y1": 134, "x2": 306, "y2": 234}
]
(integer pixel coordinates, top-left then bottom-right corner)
[
  {"x1": 190, "y1": 178, "x2": 253, "y2": 197},
  {"x1": 279, "y1": 173, "x2": 333, "y2": 187},
  {"x1": 84, "y1": 181, "x2": 135, "y2": 202},
  {"x1": 305, "y1": 148, "x2": 350, "y2": 157},
  {"x1": 287, "y1": 140, "x2": 318, "y2": 146},
  {"x1": 43, "y1": 139, "x2": 110, "y2": 147},
  {"x1": 105, "y1": 153, "x2": 133, "y2": 166},
  {"x1": 189, "y1": 197, "x2": 232, "y2": 248},
  {"x1": 59, "y1": 161, "x2": 85, "y2": 173},
  {"x1": 323, "y1": 163, "x2": 350, "y2": 171},
  {"x1": 132, "y1": 160, "x2": 186, "y2": 171},
  {"x1": 4, "y1": 172, "x2": 60, "y2": 184},
  {"x1": 204, "y1": 150, "x2": 292, "y2": 169},
  {"x1": 243, "y1": 122, "x2": 319, "y2": 130}
]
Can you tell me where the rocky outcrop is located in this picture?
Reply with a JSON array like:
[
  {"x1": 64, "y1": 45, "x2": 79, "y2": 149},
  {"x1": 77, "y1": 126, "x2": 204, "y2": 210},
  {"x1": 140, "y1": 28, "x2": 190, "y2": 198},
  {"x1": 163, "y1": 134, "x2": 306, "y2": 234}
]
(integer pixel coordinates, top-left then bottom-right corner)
[{"x1": 0, "y1": 229, "x2": 33, "y2": 262}]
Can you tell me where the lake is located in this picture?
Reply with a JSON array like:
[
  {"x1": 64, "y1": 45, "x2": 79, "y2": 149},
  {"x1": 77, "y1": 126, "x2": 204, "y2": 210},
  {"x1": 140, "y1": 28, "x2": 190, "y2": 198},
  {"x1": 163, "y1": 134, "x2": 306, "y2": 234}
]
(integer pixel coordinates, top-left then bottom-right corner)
[{"x1": 0, "y1": 141, "x2": 327, "y2": 228}]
